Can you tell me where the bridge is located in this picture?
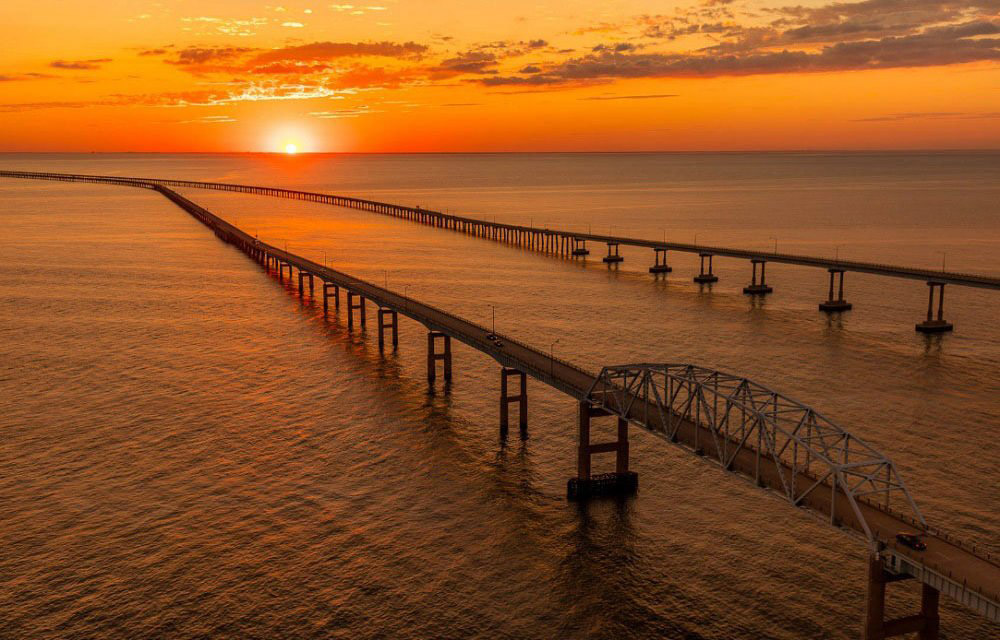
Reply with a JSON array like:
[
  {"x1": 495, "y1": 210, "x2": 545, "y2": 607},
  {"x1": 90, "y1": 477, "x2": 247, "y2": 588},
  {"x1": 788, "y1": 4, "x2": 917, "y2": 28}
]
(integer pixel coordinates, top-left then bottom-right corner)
[
  {"x1": 3, "y1": 170, "x2": 1000, "y2": 334},
  {"x1": 3, "y1": 170, "x2": 998, "y2": 638}
]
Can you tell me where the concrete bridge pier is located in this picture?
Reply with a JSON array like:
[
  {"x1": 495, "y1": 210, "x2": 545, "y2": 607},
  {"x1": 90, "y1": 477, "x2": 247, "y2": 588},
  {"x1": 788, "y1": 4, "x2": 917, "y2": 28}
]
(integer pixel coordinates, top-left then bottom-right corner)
[
  {"x1": 427, "y1": 331, "x2": 452, "y2": 383},
  {"x1": 323, "y1": 282, "x2": 340, "y2": 313},
  {"x1": 567, "y1": 401, "x2": 638, "y2": 500},
  {"x1": 603, "y1": 242, "x2": 624, "y2": 264},
  {"x1": 571, "y1": 238, "x2": 589, "y2": 256},
  {"x1": 377, "y1": 308, "x2": 399, "y2": 351},
  {"x1": 347, "y1": 292, "x2": 366, "y2": 329},
  {"x1": 820, "y1": 268, "x2": 852, "y2": 311},
  {"x1": 743, "y1": 259, "x2": 773, "y2": 295},
  {"x1": 298, "y1": 271, "x2": 314, "y2": 297},
  {"x1": 278, "y1": 262, "x2": 292, "y2": 282},
  {"x1": 499, "y1": 368, "x2": 527, "y2": 439},
  {"x1": 864, "y1": 554, "x2": 940, "y2": 640},
  {"x1": 694, "y1": 253, "x2": 719, "y2": 283},
  {"x1": 916, "y1": 282, "x2": 953, "y2": 333},
  {"x1": 649, "y1": 247, "x2": 672, "y2": 274}
]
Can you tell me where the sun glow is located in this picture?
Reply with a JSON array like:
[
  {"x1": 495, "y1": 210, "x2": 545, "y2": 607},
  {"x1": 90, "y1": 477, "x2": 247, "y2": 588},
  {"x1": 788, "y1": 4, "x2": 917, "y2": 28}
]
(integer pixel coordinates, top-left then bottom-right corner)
[{"x1": 284, "y1": 142, "x2": 298, "y2": 154}]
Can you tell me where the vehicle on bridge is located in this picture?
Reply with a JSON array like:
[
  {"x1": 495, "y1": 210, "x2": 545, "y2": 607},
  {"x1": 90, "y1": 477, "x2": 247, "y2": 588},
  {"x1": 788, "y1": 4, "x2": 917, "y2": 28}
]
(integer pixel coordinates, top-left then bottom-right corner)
[{"x1": 896, "y1": 531, "x2": 927, "y2": 551}]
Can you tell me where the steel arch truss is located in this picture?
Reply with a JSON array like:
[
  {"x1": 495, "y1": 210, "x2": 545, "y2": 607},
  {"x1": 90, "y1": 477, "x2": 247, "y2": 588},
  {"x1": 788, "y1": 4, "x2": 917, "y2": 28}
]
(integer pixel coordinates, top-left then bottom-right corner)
[{"x1": 586, "y1": 364, "x2": 925, "y2": 541}]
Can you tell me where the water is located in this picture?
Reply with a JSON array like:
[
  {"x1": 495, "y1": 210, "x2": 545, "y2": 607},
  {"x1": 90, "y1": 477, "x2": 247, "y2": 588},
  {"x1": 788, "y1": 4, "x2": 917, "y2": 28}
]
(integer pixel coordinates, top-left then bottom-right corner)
[{"x1": 1, "y1": 153, "x2": 997, "y2": 639}]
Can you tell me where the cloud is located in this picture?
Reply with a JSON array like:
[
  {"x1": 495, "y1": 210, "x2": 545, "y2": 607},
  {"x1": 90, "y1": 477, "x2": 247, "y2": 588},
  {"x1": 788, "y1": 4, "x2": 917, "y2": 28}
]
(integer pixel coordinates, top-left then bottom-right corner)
[
  {"x1": 168, "y1": 47, "x2": 256, "y2": 66},
  {"x1": 0, "y1": 72, "x2": 55, "y2": 81},
  {"x1": 580, "y1": 93, "x2": 679, "y2": 100},
  {"x1": 519, "y1": 65, "x2": 542, "y2": 73},
  {"x1": 50, "y1": 58, "x2": 111, "y2": 70},
  {"x1": 479, "y1": 75, "x2": 565, "y2": 86},
  {"x1": 592, "y1": 43, "x2": 641, "y2": 52},
  {"x1": 0, "y1": 100, "x2": 97, "y2": 112},
  {"x1": 482, "y1": 18, "x2": 1000, "y2": 85},
  {"x1": 852, "y1": 110, "x2": 1000, "y2": 121},
  {"x1": 177, "y1": 114, "x2": 237, "y2": 124},
  {"x1": 435, "y1": 50, "x2": 498, "y2": 74},
  {"x1": 309, "y1": 107, "x2": 378, "y2": 118},
  {"x1": 138, "y1": 49, "x2": 169, "y2": 57},
  {"x1": 180, "y1": 16, "x2": 268, "y2": 37},
  {"x1": 252, "y1": 41, "x2": 428, "y2": 64}
]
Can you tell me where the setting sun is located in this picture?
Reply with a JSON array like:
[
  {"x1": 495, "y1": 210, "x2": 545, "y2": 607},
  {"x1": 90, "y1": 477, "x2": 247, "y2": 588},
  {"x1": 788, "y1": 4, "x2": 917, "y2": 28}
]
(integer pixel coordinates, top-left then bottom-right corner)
[{"x1": 284, "y1": 143, "x2": 298, "y2": 155}]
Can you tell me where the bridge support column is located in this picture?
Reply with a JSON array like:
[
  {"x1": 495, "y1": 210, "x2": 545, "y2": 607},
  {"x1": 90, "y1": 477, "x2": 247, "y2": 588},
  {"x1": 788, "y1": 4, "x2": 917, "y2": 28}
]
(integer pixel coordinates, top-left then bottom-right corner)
[
  {"x1": 567, "y1": 401, "x2": 638, "y2": 500},
  {"x1": 863, "y1": 554, "x2": 940, "y2": 640},
  {"x1": 649, "y1": 247, "x2": 671, "y2": 274},
  {"x1": 323, "y1": 282, "x2": 340, "y2": 313},
  {"x1": 603, "y1": 242, "x2": 624, "y2": 264},
  {"x1": 915, "y1": 282, "x2": 953, "y2": 333},
  {"x1": 298, "y1": 271, "x2": 313, "y2": 297},
  {"x1": 694, "y1": 253, "x2": 718, "y2": 283},
  {"x1": 377, "y1": 308, "x2": 398, "y2": 351},
  {"x1": 499, "y1": 368, "x2": 527, "y2": 439},
  {"x1": 743, "y1": 258, "x2": 773, "y2": 295},
  {"x1": 820, "y1": 268, "x2": 852, "y2": 311},
  {"x1": 571, "y1": 238, "x2": 589, "y2": 256},
  {"x1": 427, "y1": 331, "x2": 452, "y2": 383},
  {"x1": 347, "y1": 292, "x2": 366, "y2": 329}
]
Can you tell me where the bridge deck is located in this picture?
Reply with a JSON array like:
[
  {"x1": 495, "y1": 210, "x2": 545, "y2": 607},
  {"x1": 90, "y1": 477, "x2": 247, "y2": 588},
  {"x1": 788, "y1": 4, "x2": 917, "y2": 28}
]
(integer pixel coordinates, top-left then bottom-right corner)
[{"x1": 3, "y1": 170, "x2": 997, "y2": 622}]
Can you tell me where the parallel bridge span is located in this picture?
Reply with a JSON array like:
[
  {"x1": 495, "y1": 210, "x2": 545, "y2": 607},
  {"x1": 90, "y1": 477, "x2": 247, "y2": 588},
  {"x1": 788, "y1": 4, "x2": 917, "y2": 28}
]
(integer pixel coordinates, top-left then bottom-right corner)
[
  {"x1": 3, "y1": 169, "x2": 999, "y2": 334},
  {"x1": 2, "y1": 170, "x2": 998, "y2": 637}
]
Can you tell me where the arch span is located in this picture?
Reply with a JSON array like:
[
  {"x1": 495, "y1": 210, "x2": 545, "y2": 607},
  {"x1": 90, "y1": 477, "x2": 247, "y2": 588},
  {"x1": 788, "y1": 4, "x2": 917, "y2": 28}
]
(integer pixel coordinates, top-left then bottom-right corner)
[{"x1": 587, "y1": 363, "x2": 925, "y2": 543}]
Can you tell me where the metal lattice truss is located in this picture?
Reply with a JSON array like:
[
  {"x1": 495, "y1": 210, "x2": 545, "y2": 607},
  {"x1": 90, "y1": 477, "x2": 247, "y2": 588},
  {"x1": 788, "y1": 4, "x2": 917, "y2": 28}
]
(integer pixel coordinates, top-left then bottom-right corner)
[{"x1": 586, "y1": 364, "x2": 925, "y2": 541}]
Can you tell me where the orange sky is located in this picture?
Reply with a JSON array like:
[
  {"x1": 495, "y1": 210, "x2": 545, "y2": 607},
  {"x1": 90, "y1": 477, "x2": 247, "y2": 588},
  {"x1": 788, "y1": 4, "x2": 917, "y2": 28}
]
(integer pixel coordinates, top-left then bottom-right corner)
[{"x1": 0, "y1": 0, "x2": 998, "y2": 152}]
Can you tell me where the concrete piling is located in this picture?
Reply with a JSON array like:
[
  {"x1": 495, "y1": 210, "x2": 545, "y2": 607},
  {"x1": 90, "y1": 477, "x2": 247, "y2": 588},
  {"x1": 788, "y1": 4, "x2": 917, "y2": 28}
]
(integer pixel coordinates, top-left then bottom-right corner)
[
  {"x1": 323, "y1": 282, "x2": 340, "y2": 313},
  {"x1": 603, "y1": 242, "x2": 624, "y2": 264},
  {"x1": 377, "y1": 308, "x2": 398, "y2": 351},
  {"x1": 649, "y1": 247, "x2": 671, "y2": 274},
  {"x1": 916, "y1": 282, "x2": 953, "y2": 333},
  {"x1": 863, "y1": 554, "x2": 940, "y2": 640},
  {"x1": 743, "y1": 258, "x2": 773, "y2": 295},
  {"x1": 567, "y1": 401, "x2": 638, "y2": 499},
  {"x1": 347, "y1": 292, "x2": 366, "y2": 329},
  {"x1": 427, "y1": 331, "x2": 452, "y2": 383},
  {"x1": 820, "y1": 268, "x2": 852, "y2": 311},
  {"x1": 499, "y1": 368, "x2": 527, "y2": 438},
  {"x1": 694, "y1": 253, "x2": 719, "y2": 283}
]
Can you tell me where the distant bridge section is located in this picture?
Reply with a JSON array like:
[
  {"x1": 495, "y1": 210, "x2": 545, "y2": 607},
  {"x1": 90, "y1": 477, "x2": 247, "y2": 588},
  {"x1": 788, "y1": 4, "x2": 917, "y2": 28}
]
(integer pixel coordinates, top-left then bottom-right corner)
[{"x1": 2, "y1": 169, "x2": 999, "y2": 334}]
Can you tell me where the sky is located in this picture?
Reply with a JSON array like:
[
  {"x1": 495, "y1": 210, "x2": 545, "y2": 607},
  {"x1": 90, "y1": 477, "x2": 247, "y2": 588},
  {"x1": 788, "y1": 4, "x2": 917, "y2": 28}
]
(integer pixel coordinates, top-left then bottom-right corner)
[{"x1": 0, "y1": 0, "x2": 997, "y2": 152}]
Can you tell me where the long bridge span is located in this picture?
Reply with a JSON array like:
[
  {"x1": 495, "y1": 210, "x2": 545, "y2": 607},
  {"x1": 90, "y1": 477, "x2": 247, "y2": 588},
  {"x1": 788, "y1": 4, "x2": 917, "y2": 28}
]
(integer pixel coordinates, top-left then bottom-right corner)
[
  {"x1": 2, "y1": 170, "x2": 998, "y2": 638},
  {"x1": 3, "y1": 170, "x2": 999, "y2": 334}
]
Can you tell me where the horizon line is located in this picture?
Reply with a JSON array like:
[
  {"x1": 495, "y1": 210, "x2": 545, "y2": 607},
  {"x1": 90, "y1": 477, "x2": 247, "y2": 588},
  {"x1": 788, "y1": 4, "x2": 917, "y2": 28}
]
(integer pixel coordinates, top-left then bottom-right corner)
[{"x1": 2, "y1": 148, "x2": 999, "y2": 155}]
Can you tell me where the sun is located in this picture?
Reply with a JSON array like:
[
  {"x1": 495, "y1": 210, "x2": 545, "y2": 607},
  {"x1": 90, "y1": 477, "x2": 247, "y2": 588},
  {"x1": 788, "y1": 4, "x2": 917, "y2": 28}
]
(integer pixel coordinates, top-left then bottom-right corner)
[{"x1": 284, "y1": 142, "x2": 298, "y2": 154}]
